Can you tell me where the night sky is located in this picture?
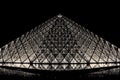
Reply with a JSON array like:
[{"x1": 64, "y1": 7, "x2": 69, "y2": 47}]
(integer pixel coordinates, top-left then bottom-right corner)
[{"x1": 0, "y1": 2, "x2": 120, "y2": 48}]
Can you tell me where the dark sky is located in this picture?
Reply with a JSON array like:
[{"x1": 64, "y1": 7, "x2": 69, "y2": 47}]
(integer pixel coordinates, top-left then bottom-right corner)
[{"x1": 0, "y1": 2, "x2": 120, "y2": 48}]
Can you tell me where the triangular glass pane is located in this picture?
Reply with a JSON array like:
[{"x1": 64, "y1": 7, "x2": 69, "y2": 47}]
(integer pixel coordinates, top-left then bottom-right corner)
[
  {"x1": 61, "y1": 58, "x2": 68, "y2": 63},
  {"x1": 52, "y1": 58, "x2": 58, "y2": 63}
]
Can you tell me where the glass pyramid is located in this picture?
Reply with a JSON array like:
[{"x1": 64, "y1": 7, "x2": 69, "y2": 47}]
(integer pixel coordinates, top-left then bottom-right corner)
[{"x1": 0, "y1": 14, "x2": 120, "y2": 70}]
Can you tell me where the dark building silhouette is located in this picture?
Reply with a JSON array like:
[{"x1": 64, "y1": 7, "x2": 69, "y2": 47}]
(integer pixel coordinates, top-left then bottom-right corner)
[{"x1": 0, "y1": 14, "x2": 120, "y2": 80}]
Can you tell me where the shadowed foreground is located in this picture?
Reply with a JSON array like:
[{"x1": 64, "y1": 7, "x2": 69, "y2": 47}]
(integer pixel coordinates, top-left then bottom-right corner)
[{"x1": 0, "y1": 66, "x2": 120, "y2": 80}]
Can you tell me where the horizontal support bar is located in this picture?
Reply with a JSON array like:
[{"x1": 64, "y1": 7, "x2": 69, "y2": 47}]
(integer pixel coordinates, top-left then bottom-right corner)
[{"x1": 0, "y1": 62, "x2": 120, "y2": 64}]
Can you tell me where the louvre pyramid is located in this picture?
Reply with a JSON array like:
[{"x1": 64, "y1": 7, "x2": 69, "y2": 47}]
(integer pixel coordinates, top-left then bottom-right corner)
[{"x1": 0, "y1": 14, "x2": 120, "y2": 70}]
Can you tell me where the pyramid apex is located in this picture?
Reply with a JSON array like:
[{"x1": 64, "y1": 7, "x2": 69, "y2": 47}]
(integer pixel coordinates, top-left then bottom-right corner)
[{"x1": 57, "y1": 14, "x2": 63, "y2": 18}]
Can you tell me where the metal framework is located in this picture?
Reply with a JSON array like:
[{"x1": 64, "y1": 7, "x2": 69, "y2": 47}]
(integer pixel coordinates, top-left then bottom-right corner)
[{"x1": 0, "y1": 14, "x2": 120, "y2": 71}]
